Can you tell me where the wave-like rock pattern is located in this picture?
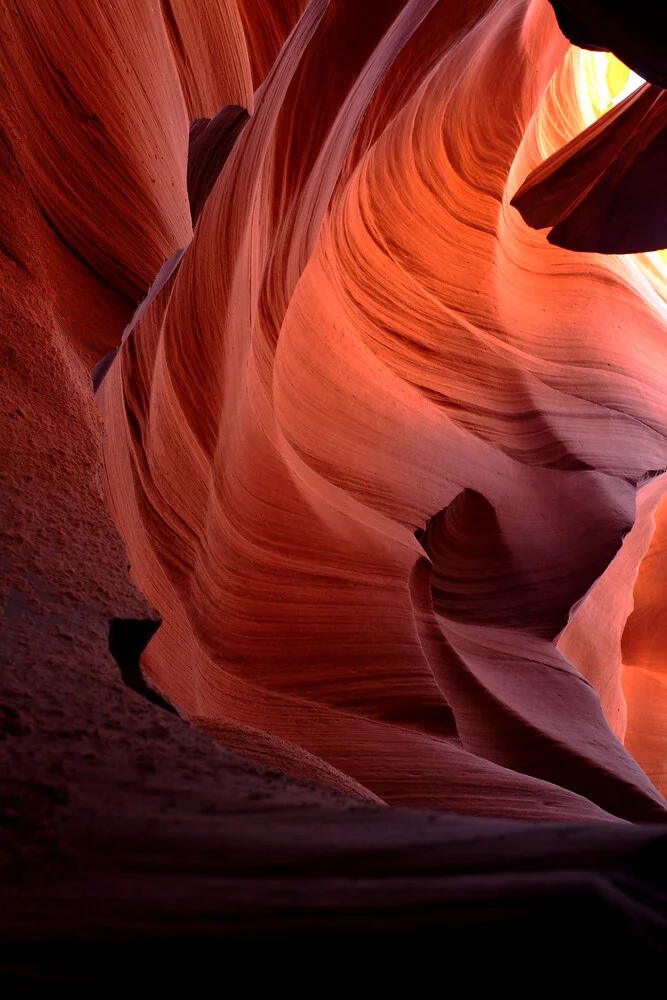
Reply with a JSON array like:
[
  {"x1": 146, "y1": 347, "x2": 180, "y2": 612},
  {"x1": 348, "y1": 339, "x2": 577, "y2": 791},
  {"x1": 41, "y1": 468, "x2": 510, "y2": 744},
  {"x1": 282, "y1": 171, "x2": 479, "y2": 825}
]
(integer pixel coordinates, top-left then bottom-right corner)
[
  {"x1": 621, "y1": 489, "x2": 667, "y2": 794},
  {"x1": 6, "y1": 0, "x2": 667, "y2": 976},
  {"x1": 93, "y1": 0, "x2": 667, "y2": 821}
]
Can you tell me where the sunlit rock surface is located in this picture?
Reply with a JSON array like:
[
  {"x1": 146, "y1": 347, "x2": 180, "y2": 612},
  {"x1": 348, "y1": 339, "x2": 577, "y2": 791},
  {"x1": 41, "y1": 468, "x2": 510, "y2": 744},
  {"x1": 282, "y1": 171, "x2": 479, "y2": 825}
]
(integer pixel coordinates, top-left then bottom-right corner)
[
  {"x1": 96, "y1": 0, "x2": 667, "y2": 819},
  {"x1": 2, "y1": 0, "x2": 667, "y2": 975}
]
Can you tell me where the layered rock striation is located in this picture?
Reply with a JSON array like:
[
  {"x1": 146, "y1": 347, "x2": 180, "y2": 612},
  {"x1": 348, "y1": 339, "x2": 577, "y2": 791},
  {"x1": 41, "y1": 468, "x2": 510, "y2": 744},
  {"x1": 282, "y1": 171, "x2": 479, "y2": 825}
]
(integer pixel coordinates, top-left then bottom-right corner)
[{"x1": 2, "y1": 1, "x2": 667, "y2": 971}]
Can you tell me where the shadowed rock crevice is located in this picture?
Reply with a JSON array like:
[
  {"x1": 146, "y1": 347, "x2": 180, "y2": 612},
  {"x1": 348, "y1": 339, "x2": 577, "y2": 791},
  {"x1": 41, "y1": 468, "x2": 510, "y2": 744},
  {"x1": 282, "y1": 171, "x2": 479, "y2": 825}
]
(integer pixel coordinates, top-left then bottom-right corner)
[
  {"x1": 548, "y1": 0, "x2": 667, "y2": 89},
  {"x1": 108, "y1": 618, "x2": 178, "y2": 715},
  {"x1": 4, "y1": 0, "x2": 667, "y2": 976},
  {"x1": 187, "y1": 105, "x2": 250, "y2": 223}
]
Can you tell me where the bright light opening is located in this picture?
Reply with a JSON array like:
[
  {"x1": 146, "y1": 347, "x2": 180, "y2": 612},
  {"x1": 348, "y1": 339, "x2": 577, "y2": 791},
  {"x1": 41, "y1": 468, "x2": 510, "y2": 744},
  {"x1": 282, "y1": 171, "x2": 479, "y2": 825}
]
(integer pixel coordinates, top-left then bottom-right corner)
[{"x1": 581, "y1": 51, "x2": 645, "y2": 123}]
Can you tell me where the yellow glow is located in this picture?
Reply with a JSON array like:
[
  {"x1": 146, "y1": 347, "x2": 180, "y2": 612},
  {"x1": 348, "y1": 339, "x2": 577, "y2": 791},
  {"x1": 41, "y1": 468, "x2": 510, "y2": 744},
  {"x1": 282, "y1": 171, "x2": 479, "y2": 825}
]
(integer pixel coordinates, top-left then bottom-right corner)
[{"x1": 582, "y1": 50, "x2": 644, "y2": 121}]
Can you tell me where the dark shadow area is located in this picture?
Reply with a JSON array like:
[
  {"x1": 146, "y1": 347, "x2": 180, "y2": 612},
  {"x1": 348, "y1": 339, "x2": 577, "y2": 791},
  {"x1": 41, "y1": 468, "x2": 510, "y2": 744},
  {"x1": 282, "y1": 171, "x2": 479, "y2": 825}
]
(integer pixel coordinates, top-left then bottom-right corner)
[{"x1": 108, "y1": 617, "x2": 178, "y2": 715}]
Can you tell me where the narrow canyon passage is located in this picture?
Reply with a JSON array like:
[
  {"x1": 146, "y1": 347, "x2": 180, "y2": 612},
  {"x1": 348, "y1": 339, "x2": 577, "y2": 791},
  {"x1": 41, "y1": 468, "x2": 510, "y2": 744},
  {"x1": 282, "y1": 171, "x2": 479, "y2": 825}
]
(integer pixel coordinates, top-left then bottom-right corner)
[{"x1": 2, "y1": 0, "x2": 667, "y2": 978}]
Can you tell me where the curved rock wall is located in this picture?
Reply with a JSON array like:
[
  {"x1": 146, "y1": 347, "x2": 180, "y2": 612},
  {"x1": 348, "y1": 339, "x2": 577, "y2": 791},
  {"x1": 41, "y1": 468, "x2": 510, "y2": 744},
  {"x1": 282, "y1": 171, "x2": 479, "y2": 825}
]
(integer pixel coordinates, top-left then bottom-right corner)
[{"x1": 96, "y1": 0, "x2": 667, "y2": 818}]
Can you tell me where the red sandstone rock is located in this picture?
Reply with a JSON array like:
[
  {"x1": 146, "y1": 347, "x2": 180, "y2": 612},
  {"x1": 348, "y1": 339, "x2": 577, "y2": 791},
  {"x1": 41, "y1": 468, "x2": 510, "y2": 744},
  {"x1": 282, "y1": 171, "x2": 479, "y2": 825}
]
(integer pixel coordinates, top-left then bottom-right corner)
[
  {"x1": 548, "y1": 0, "x2": 667, "y2": 89},
  {"x1": 3, "y1": 0, "x2": 667, "y2": 973},
  {"x1": 0, "y1": 0, "x2": 192, "y2": 311},
  {"x1": 95, "y1": 0, "x2": 667, "y2": 821}
]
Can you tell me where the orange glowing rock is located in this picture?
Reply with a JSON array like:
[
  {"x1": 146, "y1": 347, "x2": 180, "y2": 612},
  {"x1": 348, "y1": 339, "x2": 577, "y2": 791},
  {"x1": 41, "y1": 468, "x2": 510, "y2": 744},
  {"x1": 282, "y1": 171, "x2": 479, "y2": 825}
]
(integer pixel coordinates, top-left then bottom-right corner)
[
  {"x1": 6, "y1": 1, "x2": 667, "y2": 970},
  {"x1": 95, "y1": 0, "x2": 667, "y2": 821}
]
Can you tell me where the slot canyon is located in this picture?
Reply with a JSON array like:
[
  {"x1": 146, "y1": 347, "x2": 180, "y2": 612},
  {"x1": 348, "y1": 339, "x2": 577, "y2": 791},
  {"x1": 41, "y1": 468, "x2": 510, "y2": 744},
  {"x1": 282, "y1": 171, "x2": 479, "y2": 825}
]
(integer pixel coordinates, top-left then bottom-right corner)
[{"x1": 2, "y1": 0, "x2": 667, "y2": 982}]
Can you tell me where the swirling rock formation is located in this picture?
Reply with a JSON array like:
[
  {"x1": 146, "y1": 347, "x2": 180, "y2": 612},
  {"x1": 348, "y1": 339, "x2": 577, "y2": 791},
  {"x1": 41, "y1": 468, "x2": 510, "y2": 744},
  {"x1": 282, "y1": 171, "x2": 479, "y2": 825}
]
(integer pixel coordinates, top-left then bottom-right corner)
[
  {"x1": 95, "y1": 0, "x2": 667, "y2": 821},
  {"x1": 3, "y1": 0, "x2": 667, "y2": 974}
]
